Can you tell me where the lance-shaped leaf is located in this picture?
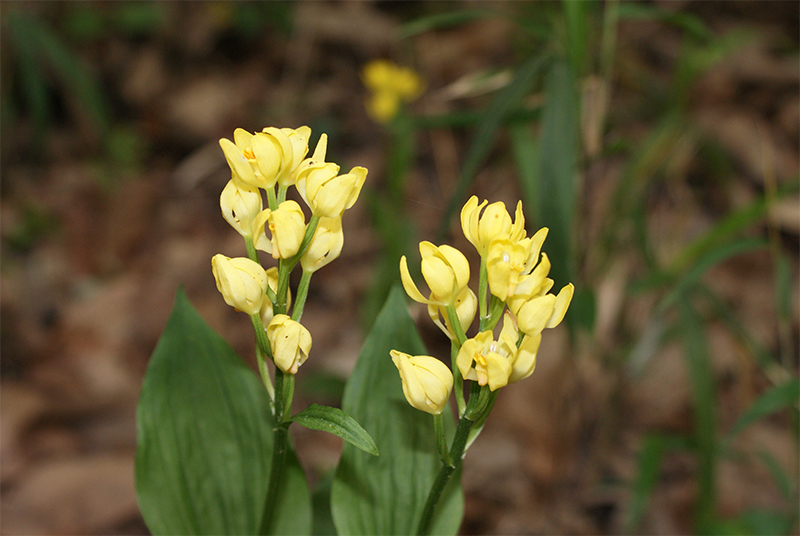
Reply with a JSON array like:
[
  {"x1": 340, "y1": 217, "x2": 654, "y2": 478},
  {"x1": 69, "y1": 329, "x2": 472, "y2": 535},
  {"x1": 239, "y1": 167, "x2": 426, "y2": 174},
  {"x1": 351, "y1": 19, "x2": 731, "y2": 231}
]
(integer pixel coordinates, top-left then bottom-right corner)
[
  {"x1": 135, "y1": 288, "x2": 311, "y2": 535},
  {"x1": 331, "y1": 285, "x2": 463, "y2": 535},
  {"x1": 291, "y1": 403, "x2": 379, "y2": 456}
]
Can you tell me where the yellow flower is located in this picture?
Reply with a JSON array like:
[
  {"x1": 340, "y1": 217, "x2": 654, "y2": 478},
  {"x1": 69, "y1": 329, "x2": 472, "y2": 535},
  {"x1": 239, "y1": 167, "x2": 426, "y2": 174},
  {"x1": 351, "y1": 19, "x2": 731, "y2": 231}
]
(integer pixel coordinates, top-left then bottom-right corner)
[
  {"x1": 362, "y1": 60, "x2": 424, "y2": 123},
  {"x1": 252, "y1": 200, "x2": 306, "y2": 259},
  {"x1": 508, "y1": 331, "x2": 541, "y2": 384},
  {"x1": 267, "y1": 314, "x2": 312, "y2": 374},
  {"x1": 428, "y1": 286, "x2": 477, "y2": 341},
  {"x1": 456, "y1": 312, "x2": 519, "y2": 391},
  {"x1": 220, "y1": 179, "x2": 263, "y2": 238},
  {"x1": 219, "y1": 126, "x2": 311, "y2": 190},
  {"x1": 514, "y1": 283, "x2": 574, "y2": 336},
  {"x1": 301, "y1": 216, "x2": 344, "y2": 273},
  {"x1": 400, "y1": 242, "x2": 471, "y2": 307},
  {"x1": 211, "y1": 254, "x2": 267, "y2": 316},
  {"x1": 259, "y1": 267, "x2": 289, "y2": 327},
  {"x1": 485, "y1": 227, "x2": 549, "y2": 303},
  {"x1": 294, "y1": 137, "x2": 368, "y2": 218},
  {"x1": 461, "y1": 196, "x2": 526, "y2": 258},
  {"x1": 390, "y1": 351, "x2": 453, "y2": 415}
]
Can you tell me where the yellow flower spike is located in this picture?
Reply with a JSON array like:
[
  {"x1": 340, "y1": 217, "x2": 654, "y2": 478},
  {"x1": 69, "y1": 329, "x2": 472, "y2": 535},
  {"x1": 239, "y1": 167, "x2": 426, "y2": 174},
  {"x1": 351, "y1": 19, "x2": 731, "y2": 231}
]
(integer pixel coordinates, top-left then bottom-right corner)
[
  {"x1": 267, "y1": 314, "x2": 312, "y2": 374},
  {"x1": 259, "y1": 267, "x2": 288, "y2": 327},
  {"x1": 461, "y1": 196, "x2": 525, "y2": 258},
  {"x1": 301, "y1": 216, "x2": 344, "y2": 273},
  {"x1": 427, "y1": 286, "x2": 477, "y2": 341},
  {"x1": 456, "y1": 330, "x2": 514, "y2": 392},
  {"x1": 220, "y1": 179, "x2": 262, "y2": 238},
  {"x1": 546, "y1": 283, "x2": 575, "y2": 329},
  {"x1": 508, "y1": 332, "x2": 541, "y2": 384},
  {"x1": 390, "y1": 351, "x2": 453, "y2": 415},
  {"x1": 252, "y1": 200, "x2": 306, "y2": 259},
  {"x1": 211, "y1": 254, "x2": 268, "y2": 316}
]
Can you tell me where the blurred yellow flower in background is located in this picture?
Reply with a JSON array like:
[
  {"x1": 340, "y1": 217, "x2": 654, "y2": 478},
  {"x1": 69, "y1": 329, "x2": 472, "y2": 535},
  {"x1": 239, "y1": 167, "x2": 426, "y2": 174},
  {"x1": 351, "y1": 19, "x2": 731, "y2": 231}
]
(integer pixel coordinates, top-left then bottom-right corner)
[{"x1": 362, "y1": 59, "x2": 424, "y2": 123}]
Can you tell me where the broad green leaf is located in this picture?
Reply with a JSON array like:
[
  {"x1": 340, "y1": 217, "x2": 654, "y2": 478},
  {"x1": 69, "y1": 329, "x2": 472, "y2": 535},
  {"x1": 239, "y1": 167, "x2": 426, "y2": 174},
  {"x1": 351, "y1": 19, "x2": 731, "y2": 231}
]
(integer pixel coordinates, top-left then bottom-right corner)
[
  {"x1": 331, "y1": 285, "x2": 463, "y2": 535},
  {"x1": 291, "y1": 403, "x2": 379, "y2": 456},
  {"x1": 135, "y1": 289, "x2": 310, "y2": 535},
  {"x1": 728, "y1": 379, "x2": 800, "y2": 439},
  {"x1": 534, "y1": 59, "x2": 579, "y2": 290}
]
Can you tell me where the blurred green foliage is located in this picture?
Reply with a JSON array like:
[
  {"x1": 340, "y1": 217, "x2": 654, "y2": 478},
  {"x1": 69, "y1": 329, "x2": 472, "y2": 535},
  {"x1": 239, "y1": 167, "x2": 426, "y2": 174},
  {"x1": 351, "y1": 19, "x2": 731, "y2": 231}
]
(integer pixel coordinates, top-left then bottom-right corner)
[{"x1": 366, "y1": 1, "x2": 799, "y2": 533}]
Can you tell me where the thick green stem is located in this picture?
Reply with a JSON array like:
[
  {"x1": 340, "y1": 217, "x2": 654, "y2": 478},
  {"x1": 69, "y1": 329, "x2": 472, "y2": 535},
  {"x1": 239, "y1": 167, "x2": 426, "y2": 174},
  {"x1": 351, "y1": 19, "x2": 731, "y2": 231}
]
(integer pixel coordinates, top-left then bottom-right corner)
[
  {"x1": 417, "y1": 412, "x2": 474, "y2": 535},
  {"x1": 444, "y1": 304, "x2": 468, "y2": 346},
  {"x1": 433, "y1": 413, "x2": 451, "y2": 466},
  {"x1": 259, "y1": 369, "x2": 290, "y2": 535},
  {"x1": 277, "y1": 185, "x2": 288, "y2": 205},
  {"x1": 417, "y1": 382, "x2": 486, "y2": 535}
]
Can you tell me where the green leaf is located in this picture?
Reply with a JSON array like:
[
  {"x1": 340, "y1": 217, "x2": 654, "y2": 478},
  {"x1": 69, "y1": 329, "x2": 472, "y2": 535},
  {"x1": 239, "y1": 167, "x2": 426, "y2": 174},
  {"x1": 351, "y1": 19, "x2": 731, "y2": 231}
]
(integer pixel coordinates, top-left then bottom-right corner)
[
  {"x1": 331, "y1": 285, "x2": 464, "y2": 535},
  {"x1": 534, "y1": 59, "x2": 579, "y2": 289},
  {"x1": 291, "y1": 403, "x2": 379, "y2": 456},
  {"x1": 135, "y1": 288, "x2": 311, "y2": 535},
  {"x1": 728, "y1": 379, "x2": 800, "y2": 439}
]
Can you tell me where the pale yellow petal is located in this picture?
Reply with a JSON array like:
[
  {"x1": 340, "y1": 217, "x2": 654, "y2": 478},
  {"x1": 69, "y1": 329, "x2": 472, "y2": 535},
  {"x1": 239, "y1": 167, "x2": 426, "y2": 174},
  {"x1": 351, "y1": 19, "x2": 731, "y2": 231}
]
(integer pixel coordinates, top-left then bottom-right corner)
[{"x1": 546, "y1": 283, "x2": 574, "y2": 329}]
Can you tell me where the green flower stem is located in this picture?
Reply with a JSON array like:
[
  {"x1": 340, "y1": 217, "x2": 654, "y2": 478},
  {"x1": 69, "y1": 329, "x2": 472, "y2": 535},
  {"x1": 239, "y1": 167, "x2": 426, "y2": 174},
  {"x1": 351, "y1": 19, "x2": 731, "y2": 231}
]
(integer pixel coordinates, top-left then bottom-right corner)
[
  {"x1": 291, "y1": 270, "x2": 312, "y2": 322},
  {"x1": 259, "y1": 368, "x2": 291, "y2": 535},
  {"x1": 433, "y1": 413, "x2": 451, "y2": 466},
  {"x1": 444, "y1": 304, "x2": 468, "y2": 346},
  {"x1": 245, "y1": 236, "x2": 259, "y2": 264},
  {"x1": 266, "y1": 186, "x2": 278, "y2": 212},
  {"x1": 277, "y1": 185, "x2": 288, "y2": 205},
  {"x1": 417, "y1": 410, "x2": 474, "y2": 536},
  {"x1": 276, "y1": 259, "x2": 290, "y2": 315},
  {"x1": 486, "y1": 295, "x2": 505, "y2": 331},
  {"x1": 465, "y1": 389, "x2": 498, "y2": 451},
  {"x1": 478, "y1": 257, "x2": 488, "y2": 329},
  {"x1": 417, "y1": 382, "x2": 483, "y2": 535},
  {"x1": 250, "y1": 314, "x2": 274, "y2": 401},
  {"x1": 286, "y1": 214, "x2": 320, "y2": 272},
  {"x1": 464, "y1": 384, "x2": 491, "y2": 421},
  {"x1": 450, "y1": 340, "x2": 465, "y2": 416}
]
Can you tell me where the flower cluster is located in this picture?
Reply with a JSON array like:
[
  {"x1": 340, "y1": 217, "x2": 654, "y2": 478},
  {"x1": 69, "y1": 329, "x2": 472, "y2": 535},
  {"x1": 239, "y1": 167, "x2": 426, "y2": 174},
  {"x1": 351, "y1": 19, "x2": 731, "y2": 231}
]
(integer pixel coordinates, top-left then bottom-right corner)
[
  {"x1": 212, "y1": 126, "x2": 367, "y2": 375},
  {"x1": 362, "y1": 60, "x2": 424, "y2": 123},
  {"x1": 392, "y1": 196, "x2": 574, "y2": 414}
]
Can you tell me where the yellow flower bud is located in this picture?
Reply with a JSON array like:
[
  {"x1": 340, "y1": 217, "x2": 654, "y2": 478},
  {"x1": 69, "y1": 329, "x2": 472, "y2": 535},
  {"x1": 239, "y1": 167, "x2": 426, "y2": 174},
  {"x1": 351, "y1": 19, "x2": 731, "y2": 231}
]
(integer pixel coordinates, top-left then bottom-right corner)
[
  {"x1": 296, "y1": 161, "x2": 368, "y2": 218},
  {"x1": 301, "y1": 216, "x2": 343, "y2": 273},
  {"x1": 267, "y1": 314, "x2": 312, "y2": 374},
  {"x1": 400, "y1": 242, "x2": 470, "y2": 307},
  {"x1": 211, "y1": 254, "x2": 267, "y2": 316},
  {"x1": 252, "y1": 200, "x2": 306, "y2": 259},
  {"x1": 220, "y1": 179, "x2": 262, "y2": 238},
  {"x1": 390, "y1": 351, "x2": 453, "y2": 415},
  {"x1": 460, "y1": 196, "x2": 525, "y2": 258}
]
